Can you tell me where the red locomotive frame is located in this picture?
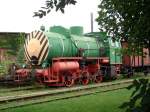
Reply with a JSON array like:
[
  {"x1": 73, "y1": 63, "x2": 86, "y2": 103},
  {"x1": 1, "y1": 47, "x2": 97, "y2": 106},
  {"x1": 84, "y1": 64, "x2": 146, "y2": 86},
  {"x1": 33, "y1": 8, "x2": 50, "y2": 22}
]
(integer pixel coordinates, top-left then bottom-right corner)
[{"x1": 14, "y1": 57, "x2": 110, "y2": 87}]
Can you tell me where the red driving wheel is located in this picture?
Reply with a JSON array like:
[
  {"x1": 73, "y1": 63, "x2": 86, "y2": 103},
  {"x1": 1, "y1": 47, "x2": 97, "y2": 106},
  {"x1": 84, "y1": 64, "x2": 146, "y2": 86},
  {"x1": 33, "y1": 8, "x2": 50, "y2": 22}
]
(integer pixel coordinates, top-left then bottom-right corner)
[
  {"x1": 94, "y1": 70, "x2": 103, "y2": 83},
  {"x1": 64, "y1": 76, "x2": 74, "y2": 87},
  {"x1": 81, "y1": 71, "x2": 89, "y2": 85},
  {"x1": 64, "y1": 72, "x2": 74, "y2": 87},
  {"x1": 95, "y1": 75, "x2": 103, "y2": 83}
]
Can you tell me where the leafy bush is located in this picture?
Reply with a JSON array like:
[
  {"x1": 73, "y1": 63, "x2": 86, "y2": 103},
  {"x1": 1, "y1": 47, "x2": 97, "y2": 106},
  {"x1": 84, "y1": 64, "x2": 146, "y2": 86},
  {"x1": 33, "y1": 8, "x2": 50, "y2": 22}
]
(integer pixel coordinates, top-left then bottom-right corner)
[
  {"x1": 120, "y1": 78, "x2": 150, "y2": 112},
  {"x1": 0, "y1": 60, "x2": 14, "y2": 75}
]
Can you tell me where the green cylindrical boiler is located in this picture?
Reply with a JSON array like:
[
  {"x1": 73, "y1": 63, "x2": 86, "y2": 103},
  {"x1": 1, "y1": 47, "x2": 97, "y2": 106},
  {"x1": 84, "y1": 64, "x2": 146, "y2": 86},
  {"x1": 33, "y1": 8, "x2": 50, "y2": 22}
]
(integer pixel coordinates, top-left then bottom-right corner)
[{"x1": 24, "y1": 26, "x2": 103, "y2": 65}]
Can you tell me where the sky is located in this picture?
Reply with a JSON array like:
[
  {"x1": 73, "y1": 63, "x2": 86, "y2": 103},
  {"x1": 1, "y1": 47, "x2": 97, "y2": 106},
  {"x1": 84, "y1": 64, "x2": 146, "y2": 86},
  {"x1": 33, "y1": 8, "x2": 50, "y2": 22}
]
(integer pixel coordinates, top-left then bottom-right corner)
[{"x1": 0, "y1": 0, "x2": 100, "y2": 33}]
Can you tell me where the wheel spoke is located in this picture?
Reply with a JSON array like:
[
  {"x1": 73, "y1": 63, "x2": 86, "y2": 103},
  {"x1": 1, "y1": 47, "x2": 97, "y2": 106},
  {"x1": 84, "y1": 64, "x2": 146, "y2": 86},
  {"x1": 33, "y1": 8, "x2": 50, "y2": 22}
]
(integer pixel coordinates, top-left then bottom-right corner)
[
  {"x1": 95, "y1": 75, "x2": 103, "y2": 83},
  {"x1": 81, "y1": 71, "x2": 89, "y2": 85},
  {"x1": 94, "y1": 70, "x2": 103, "y2": 83},
  {"x1": 64, "y1": 76, "x2": 74, "y2": 87}
]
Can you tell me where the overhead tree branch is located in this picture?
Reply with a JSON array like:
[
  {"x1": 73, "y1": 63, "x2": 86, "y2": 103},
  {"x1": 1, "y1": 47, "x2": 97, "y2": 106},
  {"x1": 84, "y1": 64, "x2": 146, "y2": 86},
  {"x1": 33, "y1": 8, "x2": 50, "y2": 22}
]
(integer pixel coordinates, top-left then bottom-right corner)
[{"x1": 33, "y1": 0, "x2": 77, "y2": 18}]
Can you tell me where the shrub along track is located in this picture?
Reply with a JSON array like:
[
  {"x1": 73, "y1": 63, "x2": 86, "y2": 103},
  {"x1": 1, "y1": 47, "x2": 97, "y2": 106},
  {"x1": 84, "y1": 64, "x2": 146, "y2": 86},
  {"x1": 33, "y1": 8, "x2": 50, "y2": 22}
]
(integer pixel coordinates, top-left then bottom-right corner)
[{"x1": 1, "y1": 77, "x2": 149, "y2": 111}]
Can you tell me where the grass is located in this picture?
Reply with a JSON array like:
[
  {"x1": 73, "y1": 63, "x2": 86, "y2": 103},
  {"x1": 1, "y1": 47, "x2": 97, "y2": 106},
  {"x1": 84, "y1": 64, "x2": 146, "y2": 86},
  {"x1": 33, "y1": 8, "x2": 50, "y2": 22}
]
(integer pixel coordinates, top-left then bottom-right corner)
[{"x1": 1, "y1": 88, "x2": 132, "y2": 112}]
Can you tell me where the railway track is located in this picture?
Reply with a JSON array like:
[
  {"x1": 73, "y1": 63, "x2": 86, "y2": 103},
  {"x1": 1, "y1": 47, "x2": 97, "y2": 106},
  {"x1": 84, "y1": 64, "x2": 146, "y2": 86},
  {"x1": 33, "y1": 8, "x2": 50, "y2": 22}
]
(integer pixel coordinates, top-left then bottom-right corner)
[
  {"x1": 0, "y1": 78, "x2": 144, "y2": 111},
  {"x1": 0, "y1": 85, "x2": 43, "y2": 93},
  {"x1": 0, "y1": 85, "x2": 57, "y2": 98},
  {"x1": 0, "y1": 73, "x2": 145, "y2": 94},
  {"x1": 0, "y1": 76, "x2": 149, "y2": 111}
]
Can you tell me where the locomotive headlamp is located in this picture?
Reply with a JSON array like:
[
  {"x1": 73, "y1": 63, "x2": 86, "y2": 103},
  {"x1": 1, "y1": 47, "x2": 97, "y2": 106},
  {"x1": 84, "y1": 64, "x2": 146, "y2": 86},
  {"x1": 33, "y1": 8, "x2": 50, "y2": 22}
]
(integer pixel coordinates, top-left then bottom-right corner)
[
  {"x1": 42, "y1": 63, "x2": 49, "y2": 68},
  {"x1": 22, "y1": 64, "x2": 26, "y2": 68}
]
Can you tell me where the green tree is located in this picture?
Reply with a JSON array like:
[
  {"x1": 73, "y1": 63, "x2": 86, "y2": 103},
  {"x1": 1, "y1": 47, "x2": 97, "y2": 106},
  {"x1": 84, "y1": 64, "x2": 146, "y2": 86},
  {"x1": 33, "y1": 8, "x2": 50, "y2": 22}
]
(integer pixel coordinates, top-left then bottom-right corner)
[
  {"x1": 16, "y1": 33, "x2": 25, "y2": 64},
  {"x1": 120, "y1": 79, "x2": 150, "y2": 112},
  {"x1": 0, "y1": 33, "x2": 25, "y2": 56},
  {"x1": 96, "y1": 1, "x2": 150, "y2": 111},
  {"x1": 34, "y1": 0, "x2": 77, "y2": 18},
  {"x1": 96, "y1": 0, "x2": 150, "y2": 53}
]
